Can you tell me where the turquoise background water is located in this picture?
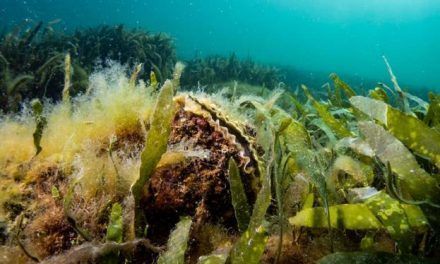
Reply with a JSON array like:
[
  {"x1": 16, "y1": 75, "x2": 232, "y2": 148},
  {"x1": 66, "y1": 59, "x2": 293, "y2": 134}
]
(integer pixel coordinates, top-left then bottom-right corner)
[{"x1": 1, "y1": 0, "x2": 439, "y2": 91}]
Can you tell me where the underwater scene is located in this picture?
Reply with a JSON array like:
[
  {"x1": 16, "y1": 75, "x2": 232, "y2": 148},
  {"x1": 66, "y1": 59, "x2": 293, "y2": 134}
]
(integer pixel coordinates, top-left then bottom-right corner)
[{"x1": 1, "y1": 0, "x2": 440, "y2": 263}]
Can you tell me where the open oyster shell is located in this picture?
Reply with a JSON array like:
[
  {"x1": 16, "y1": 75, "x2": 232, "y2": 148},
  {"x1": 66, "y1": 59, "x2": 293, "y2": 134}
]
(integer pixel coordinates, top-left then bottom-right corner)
[{"x1": 142, "y1": 94, "x2": 261, "y2": 242}]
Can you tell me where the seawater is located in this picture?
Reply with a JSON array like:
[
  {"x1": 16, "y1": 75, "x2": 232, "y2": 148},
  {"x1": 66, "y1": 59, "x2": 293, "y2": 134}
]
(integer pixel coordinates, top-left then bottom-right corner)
[{"x1": 1, "y1": 0, "x2": 439, "y2": 92}]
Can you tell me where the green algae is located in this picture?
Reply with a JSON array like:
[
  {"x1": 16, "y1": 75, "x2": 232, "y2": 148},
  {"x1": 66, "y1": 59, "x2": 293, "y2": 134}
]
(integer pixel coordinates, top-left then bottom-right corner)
[
  {"x1": 228, "y1": 158, "x2": 251, "y2": 232},
  {"x1": 424, "y1": 93, "x2": 440, "y2": 130},
  {"x1": 229, "y1": 111, "x2": 274, "y2": 264},
  {"x1": 106, "y1": 203, "x2": 123, "y2": 243},
  {"x1": 1, "y1": 35, "x2": 440, "y2": 263},
  {"x1": 31, "y1": 99, "x2": 47, "y2": 156},
  {"x1": 157, "y1": 217, "x2": 192, "y2": 264},
  {"x1": 289, "y1": 204, "x2": 381, "y2": 230},
  {"x1": 364, "y1": 191, "x2": 414, "y2": 252},
  {"x1": 369, "y1": 87, "x2": 389, "y2": 103},
  {"x1": 401, "y1": 204, "x2": 429, "y2": 233},
  {"x1": 0, "y1": 23, "x2": 176, "y2": 113},
  {"x1": 330, "y1": 73, "x2": 356, "y2": 99},
  {"x1": 181, "y1": 53, "x2": 282, "y2": 89},
  {"x1": 387, "y1": 107, "x2": 440, "y2": 168},
  {"x1": 131, "y1": 80, "x2": 176, "y2": 237},
  {"x1": 289, "y1": 192, "x2": 428, "y2": 253},
  {"x1": 351, "y1": 96, "x2": 440, "y2": 168},
  {"x1": 198, "y1": 253, "x2": 228, "y2": 264},
  {"x1": 328, "y1": 155, "x2": 374, "y2": 192},
  {"x1": 358, "y1": 121, "x2": 439, "y2": 203},
  {"x1": 302, "y1": 84, "x2": 353, "y2": 138},
  {"x1": 229, "y1": 226, "x2": 268, "y2": 264},
  {"x1": 318, "y1": 251, "x2": 436, "y2": 264}
]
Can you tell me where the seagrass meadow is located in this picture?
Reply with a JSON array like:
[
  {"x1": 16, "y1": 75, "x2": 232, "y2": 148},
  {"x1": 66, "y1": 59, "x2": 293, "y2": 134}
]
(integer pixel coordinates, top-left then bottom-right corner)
[{"x1": 0, "y1": 19, "x2": 440, "y2": 264}]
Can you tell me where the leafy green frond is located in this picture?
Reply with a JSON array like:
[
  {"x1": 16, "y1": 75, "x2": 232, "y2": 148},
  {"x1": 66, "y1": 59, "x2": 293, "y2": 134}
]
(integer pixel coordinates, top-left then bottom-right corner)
[
  {"x1": 131, "y1": 80, "x2": 176, "y2": 236},
  {"x1": 228, "y1": 158, "x2": 251, "y2": 232},
  {"x1": 157, "y1": 217, "x2": 192, "y2": 264},
  {"x1": 303, "y1": 85, "x2": 353, "y2": 138}
]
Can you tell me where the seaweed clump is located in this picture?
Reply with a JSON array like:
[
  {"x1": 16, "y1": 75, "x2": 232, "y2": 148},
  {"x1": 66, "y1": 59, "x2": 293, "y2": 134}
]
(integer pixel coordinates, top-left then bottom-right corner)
[
  {"x1": 0, "y1": 22, "x2": 176, "y2": 112},
  {"x1": 181, "y1": 53, "x2": 283, "y2": 89}
]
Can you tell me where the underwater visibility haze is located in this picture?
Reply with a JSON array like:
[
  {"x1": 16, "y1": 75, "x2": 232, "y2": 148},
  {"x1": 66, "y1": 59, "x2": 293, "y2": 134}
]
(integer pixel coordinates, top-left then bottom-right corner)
[
  {"x1": 2, "y1": 0, "x2": 440, "y2": 91},
  {"x1": 0, "y1": 1, "x2": 440, "y2": 263}
]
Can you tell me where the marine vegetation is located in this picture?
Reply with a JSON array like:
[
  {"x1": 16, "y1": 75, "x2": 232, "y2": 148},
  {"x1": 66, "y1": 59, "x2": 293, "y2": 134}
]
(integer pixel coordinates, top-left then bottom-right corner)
[
  {"x1": 181, "y1": 53, "x2": 283, "y2": 89},
  {"x1": 0, "y1": 50, "x2": 439, "y2": 264},
  {"x1": 0, "y1": 21, "x2": 176, "y2": 113}
]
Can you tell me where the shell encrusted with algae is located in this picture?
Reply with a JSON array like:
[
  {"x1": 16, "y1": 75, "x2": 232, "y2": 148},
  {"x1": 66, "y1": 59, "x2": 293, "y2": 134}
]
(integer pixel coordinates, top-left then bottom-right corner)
[{"x1": 142, "y1": 94, "x2": 260, "y2": 241}]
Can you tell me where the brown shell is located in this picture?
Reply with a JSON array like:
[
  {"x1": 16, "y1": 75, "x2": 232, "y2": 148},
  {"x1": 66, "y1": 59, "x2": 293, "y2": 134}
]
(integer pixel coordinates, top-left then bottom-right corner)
[{"x1": 142, "y1": 94, "x2": 260, "y2": 243}]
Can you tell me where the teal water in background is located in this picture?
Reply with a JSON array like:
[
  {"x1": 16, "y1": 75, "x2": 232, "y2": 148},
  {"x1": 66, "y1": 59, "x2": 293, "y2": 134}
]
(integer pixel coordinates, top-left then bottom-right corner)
[{"x1": 1, "y1": 0, "x2": 439, "y2": 92}]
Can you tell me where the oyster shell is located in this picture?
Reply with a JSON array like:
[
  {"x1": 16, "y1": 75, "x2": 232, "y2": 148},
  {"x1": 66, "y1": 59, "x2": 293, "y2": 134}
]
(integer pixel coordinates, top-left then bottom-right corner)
[{"x1": 142, "y1": 94, "x2": 260, "y2": 241}]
